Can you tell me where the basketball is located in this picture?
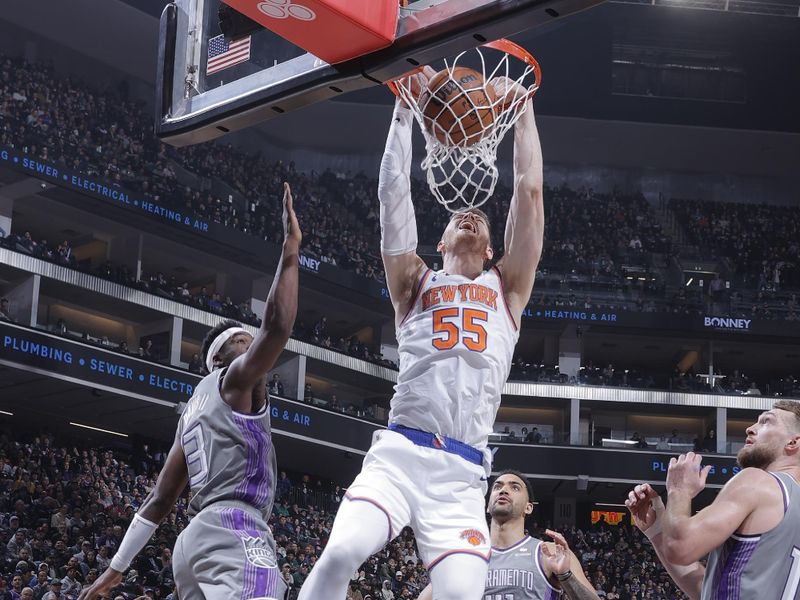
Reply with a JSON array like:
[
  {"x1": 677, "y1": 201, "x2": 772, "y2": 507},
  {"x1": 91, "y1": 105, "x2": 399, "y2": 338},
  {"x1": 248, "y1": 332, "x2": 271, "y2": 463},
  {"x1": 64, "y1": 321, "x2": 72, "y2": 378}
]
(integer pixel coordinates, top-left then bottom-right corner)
[{"x1": 421, "y1": 67, "x2": 495, "y2": 146}]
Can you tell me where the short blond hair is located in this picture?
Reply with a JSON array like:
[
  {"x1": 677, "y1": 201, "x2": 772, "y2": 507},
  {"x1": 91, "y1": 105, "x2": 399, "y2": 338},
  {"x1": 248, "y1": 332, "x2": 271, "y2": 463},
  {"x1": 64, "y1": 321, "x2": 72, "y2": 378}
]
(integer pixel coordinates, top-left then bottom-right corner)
[{"x1": 773, "y1": 400, "x2": 800, "y2": 431}]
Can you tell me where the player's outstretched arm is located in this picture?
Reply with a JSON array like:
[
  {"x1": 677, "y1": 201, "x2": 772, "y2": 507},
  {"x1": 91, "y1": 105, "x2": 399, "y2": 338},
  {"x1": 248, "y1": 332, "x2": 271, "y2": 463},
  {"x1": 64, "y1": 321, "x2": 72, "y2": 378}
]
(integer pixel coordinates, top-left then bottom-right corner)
[
  {"x1": 626, "y1": 483, "x2": 704, "y2": 600},
  {"x1": 78, "y1": 441, "x2": 189, "y2": 600},
  {"x1": 224, "y1": 182, "x2": 301, "y2": 411},
  {"x1": 416, "y1": 584, "x2": 433, "y2": 600},
  {"x1": 379, "y1": 71, "x2": 433, "y2": 325},
  {"x1": 541, "y1": 529, "x2": 600, "y2": 600},
  {"x1": 661, "y1": 453, "x2": 768, "y2": 565},
  {"x1": 493, "y1": 83, "x2": 544, "y2": 325}
]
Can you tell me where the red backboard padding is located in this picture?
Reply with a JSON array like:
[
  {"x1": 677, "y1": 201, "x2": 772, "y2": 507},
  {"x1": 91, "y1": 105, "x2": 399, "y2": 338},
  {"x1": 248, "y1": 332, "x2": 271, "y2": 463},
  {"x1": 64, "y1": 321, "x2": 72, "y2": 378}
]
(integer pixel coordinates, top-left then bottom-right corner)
[{"x1": 222, "y1": 0, "x2": 399, "y2": 64}]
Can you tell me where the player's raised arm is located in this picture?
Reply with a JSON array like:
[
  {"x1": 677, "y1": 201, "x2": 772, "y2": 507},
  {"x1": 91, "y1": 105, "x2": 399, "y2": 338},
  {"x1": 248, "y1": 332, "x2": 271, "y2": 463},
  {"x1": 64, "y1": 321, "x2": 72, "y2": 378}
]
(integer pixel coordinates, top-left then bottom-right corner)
[
  {"x1": 221, "y1": 182, "x2": 301, "y2": 409},
  {"x1": 541, "y1": 529, "x2": 600, "y2": 599},
  {"x1": 379, "y1": 71, "x2": 433, "y2": 325},
  {"x1": 493, "y1": 82, "x2": 544, "y2": 325},
  {"x1": 78, "y1": 440, "x2": 189, "y2": 600},
  {"x1": 660, "y1": 453, "x2": 768, "y2": 565},
  {"x1": 625, "y1": 483, "x2": 704, "y2": 600}
]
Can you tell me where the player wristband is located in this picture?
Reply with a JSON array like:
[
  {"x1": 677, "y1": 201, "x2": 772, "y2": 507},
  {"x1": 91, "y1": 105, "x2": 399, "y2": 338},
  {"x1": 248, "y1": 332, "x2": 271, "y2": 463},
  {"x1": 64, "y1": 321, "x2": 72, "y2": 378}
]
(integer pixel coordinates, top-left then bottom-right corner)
[
  {"x1": 643, "y1": 500, "x2": 665, "y2": 540},
  {"x1": 555, "y1": 570, "x2": 573, "y2": 582},
  {"x1": 109, "y1": 513, "x2": 158, "y2": 572},
  {"x1": 644, "y1": 517, "x2": 663, "y2": 540}
]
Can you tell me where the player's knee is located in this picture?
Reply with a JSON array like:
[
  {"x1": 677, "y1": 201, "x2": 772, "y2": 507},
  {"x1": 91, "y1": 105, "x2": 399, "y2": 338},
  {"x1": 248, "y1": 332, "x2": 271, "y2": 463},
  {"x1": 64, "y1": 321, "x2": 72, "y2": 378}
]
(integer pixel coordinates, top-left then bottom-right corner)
[
  {"x1": 431, "y1": 578, "x2": 484, "y2": 600},
  {"x1": 430, "y1": 555, "x2": 488, "y2": 600},
  {"x1": 316, "y1": 537, "x2": 366, "y2": 574}
]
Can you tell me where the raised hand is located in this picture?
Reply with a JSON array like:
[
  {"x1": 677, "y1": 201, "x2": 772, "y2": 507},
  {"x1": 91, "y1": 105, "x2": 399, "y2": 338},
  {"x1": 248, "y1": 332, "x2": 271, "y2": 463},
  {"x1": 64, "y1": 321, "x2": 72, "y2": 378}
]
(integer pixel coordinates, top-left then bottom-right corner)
[
  {"x1": 666, "y1": 452, "x2": 711, "y2": 499},
  {"x1": 489, "y1": 75, "x2": 532, "y2": 112},
  {"x1": 541, "y1": 529, "x2": 572, "y2": 576},
  {"x1": 625, "y1": 483, "x2": 663, "y2": 534},
  {"x1": 397, "y1": 65, "x2": 437, "y2": 109},
  {"x1": 77, "y1": 567, "x2": 123, "y2": 600},
  {"x1": 282, "y1": 182, "x2": 301, "y2": 247}
]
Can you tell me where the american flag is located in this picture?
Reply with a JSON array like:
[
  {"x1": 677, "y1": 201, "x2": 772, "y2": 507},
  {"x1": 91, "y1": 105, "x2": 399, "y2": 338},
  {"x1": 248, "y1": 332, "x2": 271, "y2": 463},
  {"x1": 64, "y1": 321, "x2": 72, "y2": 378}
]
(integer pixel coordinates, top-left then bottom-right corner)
[{"x1": 207, "y1": 34, "x2": 251, "y2": 75}]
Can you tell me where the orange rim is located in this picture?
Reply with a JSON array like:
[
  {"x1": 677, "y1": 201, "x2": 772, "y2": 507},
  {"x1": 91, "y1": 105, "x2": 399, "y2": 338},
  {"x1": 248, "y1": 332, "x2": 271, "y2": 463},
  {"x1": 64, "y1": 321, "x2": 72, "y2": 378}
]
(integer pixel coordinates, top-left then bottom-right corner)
[
  {"x1": 483, "y1": 38, "x2": 541, "y2": 94},
  {"x1": 386, "y1": 38, "x2": 541, "y2": 98},
  {"x1": 386, "y1": 66, "x2": 423, "y2": 97}
]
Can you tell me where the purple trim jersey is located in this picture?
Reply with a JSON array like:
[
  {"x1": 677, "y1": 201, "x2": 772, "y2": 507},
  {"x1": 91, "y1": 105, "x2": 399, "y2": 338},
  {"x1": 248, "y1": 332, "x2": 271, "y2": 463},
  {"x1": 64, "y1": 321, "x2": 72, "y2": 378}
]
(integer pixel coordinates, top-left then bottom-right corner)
[
  {"x1": 485, "y1": 536, "x2": 563, "y2": 600},
  {"x1": 701, "y1": 471, "x2": 800, "y2": 600},
  {"x1": 176, "y1": 368, "x2": 277, "y2": 520}
]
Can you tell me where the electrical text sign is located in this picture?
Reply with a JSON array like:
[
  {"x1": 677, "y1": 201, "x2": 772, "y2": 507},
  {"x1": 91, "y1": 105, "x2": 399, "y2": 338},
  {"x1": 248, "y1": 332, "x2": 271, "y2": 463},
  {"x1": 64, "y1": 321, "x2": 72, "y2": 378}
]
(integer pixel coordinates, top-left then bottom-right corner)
[{"x1": 0, "y1": 322, "x2": 199, "y2": 404}]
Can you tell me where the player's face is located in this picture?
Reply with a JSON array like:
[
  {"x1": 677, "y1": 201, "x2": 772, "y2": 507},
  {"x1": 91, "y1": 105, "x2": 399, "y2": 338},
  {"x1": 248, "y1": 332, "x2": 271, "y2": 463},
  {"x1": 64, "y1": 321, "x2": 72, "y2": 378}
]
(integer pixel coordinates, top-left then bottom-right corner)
[
  {"x1": 438, "y1": 210, "x2": 492, "y2": 261},
  {"x1": 487, "y1": 474, "x2": 532, "y2": 522},
  {"x1": 220, "y1": 332, "x2": 254, "y2": 365},
  {"x1": 738, "y1": 409, "x2": 799, "y2": 469}
]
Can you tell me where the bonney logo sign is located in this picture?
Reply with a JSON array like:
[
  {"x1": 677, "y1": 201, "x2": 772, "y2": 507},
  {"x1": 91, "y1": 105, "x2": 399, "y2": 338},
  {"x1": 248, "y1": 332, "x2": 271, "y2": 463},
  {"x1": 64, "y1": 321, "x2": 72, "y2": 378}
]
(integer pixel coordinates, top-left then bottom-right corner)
[{"x1": 703, "y1": 316, "x2": 751, "y2": 330}]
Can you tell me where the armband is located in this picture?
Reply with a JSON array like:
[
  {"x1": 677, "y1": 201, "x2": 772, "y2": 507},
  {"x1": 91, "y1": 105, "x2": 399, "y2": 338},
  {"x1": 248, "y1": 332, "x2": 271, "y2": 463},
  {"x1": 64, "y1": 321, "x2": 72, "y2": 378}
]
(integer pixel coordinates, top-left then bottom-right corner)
[{"x1": 109, "y1": 513, "x2": 158, "y2": 572}]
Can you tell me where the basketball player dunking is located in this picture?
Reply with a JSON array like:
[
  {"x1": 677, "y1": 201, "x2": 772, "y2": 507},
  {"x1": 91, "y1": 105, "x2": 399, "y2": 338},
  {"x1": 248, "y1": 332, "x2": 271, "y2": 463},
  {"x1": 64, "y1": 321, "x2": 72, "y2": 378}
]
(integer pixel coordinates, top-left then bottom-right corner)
[
  {"x1": 626, "y1": 400, "x2": 800, "y2": 600},
  {"x1": 79, "y1": 183, "x2": 301, "y2": 600},
  {"x1": 298, "y1": 77, "x2": 544, "y2": 599},
  {"x1": 418, "y1": 470, "x2": 599, "y2": 600}
]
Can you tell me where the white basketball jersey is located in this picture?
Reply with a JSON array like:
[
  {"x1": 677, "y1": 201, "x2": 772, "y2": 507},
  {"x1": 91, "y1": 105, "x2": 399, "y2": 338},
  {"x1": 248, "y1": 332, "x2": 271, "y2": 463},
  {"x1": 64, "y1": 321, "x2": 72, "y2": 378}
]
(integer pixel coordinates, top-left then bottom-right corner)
[{"x1": 389, "y1": 267, "x2": 519, "y2": 455}]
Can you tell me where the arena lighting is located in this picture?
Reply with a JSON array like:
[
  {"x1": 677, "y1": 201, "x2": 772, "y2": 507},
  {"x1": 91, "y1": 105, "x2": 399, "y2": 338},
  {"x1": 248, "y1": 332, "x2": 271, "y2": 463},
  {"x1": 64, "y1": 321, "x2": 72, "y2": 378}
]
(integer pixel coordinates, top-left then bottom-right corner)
[
  {"x1": 686, "y1": 277, "x2": 694, "y2": 286},
  {"x1": 594, "y1": 503, "x2": 628, "y2": 508},
  {"x1": 0, "y1": 410, "x2": 13, "y2": 416},
  {"x1": 69, "y1": 422, "x2": 129, "y2": 438},
  {"x1": 601, "y1": 438, "x2": 638, "y2": 445}
]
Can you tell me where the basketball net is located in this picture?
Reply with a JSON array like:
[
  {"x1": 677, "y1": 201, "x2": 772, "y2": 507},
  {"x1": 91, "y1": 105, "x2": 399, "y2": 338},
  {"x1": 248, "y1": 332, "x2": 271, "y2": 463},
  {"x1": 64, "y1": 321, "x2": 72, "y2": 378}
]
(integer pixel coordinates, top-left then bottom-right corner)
[{"x1": 388, "y1": 39, "x2": 541, "y2": 213}]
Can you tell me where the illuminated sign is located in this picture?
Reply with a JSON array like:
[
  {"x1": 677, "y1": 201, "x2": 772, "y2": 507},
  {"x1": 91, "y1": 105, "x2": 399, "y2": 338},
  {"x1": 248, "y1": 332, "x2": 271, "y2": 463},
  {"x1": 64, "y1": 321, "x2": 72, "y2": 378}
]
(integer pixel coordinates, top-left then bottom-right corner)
[
  {"x1": 1, "y1": 147, "x2": 210, "y2": 234},
  {"x1": 0, "y1": 322, "x2": 198, "y2": 404},
  {"x1": 703, "y1": 316, "x2": 751, "y2": 331}
]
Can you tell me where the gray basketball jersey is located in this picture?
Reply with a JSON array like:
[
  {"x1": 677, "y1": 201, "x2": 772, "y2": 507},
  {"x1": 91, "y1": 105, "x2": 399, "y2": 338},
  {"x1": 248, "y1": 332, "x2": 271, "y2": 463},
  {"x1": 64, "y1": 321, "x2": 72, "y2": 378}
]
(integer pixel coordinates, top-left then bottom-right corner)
[
  {"x1": 701, "y1": 471, "x2": 800, "y2": 600},
  {"x1": 485, "y1": 536, "x2": 563, "y2": 600},
  {"x1": 176, "y1": 368, "x2": 277, "y2": 520}
]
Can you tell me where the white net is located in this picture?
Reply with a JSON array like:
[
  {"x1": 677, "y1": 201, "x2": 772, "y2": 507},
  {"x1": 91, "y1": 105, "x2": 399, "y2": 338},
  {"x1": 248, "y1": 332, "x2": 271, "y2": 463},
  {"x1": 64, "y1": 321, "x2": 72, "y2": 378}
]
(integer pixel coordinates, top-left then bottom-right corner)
[{"x1": 390, "y1": 39, "x2": 540, "y2": 212}]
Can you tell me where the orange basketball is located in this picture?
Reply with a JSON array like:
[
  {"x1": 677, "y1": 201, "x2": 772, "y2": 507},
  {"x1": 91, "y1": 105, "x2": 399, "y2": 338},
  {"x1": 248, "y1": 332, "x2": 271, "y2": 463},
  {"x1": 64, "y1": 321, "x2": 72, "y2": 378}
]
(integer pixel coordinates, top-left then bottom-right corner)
[{"x1": 421, "y1": 67, "x2": 495, "y2": 147}]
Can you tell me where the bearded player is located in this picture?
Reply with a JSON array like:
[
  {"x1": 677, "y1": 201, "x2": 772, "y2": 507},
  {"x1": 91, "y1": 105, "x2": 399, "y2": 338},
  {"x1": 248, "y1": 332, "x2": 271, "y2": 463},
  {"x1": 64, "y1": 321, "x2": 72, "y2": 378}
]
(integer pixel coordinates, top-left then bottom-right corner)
[
  {"x1": 626, "y1": 400, "x2": 800, "y2": 600},
  {"x1": 79, "y1": 183, "x2": 301, "y2": 600},
  {"x1": 299, "y1": 73, "x2": 544, "y2": 600}
]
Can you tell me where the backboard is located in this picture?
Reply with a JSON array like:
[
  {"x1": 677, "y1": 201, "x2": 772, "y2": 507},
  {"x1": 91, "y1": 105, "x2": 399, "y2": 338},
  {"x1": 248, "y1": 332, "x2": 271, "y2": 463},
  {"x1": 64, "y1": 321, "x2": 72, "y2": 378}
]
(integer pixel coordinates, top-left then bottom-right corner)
[{"x1": 156, "y1": 0, "x2": 604, "y2": 146}]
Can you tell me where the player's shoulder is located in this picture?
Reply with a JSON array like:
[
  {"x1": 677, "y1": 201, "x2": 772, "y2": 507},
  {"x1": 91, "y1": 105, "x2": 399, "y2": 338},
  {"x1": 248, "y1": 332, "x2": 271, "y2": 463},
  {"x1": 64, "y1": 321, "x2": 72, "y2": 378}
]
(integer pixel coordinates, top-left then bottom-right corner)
[
  {"x1": 721, "y1": 467, "x2": 780, "y2": 498},
  {"x1": 728, "y1": 466, "x2": 775, "y2": 484}
]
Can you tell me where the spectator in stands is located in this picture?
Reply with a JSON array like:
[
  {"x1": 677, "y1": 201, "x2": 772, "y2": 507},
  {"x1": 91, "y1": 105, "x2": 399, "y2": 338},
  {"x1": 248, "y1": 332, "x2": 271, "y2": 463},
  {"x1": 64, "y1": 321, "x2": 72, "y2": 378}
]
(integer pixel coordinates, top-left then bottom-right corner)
[
  {"x1": 281, "y1": 564, "x2": 294, "y2": 593},
  {"x1": 0, "y1": 297, "x2": 10, "y2": 321},
  {"x1": 60, "y1": 565, "x2": 81, "y2": 599},
  {"x1": 187, "y1": 354, "x2": 203, "y2": 374},
  {"x1": 269, "y1": 374, "x2": 285, "y2": 397},
  {"x1": 744, "y1": 381, "x2": 762, "y2": 395},
  {"x1": 709, "y1": 274, "x2": 725, "y2": 306},
  {"x1": 303, "y1": 383, "x2": 314, "y2": 405},
  {"x1": 525, "y1": 427, "x2": 542, "y2": 444},
  {"x1": 30, "y1": 574, "x2": 50, "y2": 600},
  {"x1": 141, "y1": 339, "x2": 155, "y2": 361},
  {"x1": 698, "y1": 428, "x2": 716, "y2": 452},
  {"x1": 135, "y1": 546, "x2": 162, "y2": 579},
  {"x1": 629, "y1": 432, "x2": 648, "y2": 449},
  {"x1": 602, "y1": 364, "x2": 615, "y2": 385},
  {"x1": 56, "y1": 241, "x2": 72, "y2": 264},
  {"x1": 667, "y1": 429, "x2": 680, "y2": 444}
]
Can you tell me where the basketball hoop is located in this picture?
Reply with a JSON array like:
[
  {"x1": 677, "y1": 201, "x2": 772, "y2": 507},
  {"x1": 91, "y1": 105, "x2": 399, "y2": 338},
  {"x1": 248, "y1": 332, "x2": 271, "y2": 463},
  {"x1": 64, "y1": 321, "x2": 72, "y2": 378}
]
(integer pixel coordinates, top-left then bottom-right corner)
[{"x1": 388, "y1": 39, "x2": 541, "y2": 213}]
